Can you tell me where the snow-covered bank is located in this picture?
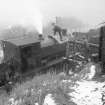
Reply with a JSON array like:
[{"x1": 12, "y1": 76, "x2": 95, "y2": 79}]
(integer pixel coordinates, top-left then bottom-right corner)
[{"x1": 1, "y1": 62, "x2": 105, "y2": 105}]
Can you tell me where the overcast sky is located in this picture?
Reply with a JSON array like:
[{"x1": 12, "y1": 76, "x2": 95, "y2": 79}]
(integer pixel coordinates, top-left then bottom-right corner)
[
  {"x1": 0, "y1": 0, "x2": 105, "y2": 31},
  {"x1": 40, "y1": 0, "x2": 105, "y2": 26}
]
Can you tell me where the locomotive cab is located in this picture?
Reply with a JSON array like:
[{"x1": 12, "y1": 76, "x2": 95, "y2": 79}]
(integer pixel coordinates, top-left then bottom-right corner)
[
  {"x1": 0, "y1": 40, "x2": 20, "y2": 84},
  {"x1": 0, "y1": 33, "x2": 69, "y2": 84},
  {"x1": 7, "y1": 35, "x2": 41, "y2": 72}
]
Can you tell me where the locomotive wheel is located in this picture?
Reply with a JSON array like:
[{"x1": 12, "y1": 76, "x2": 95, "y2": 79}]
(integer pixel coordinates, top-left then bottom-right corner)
[
  {"x1": 8, "y1": 59, "x2": 22, "y2": 82},
  {"x1": 0, "y1": 64, "x2": 13, "y2": 85}
]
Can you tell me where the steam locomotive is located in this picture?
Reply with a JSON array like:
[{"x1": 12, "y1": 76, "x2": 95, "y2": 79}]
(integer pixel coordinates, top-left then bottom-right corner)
[{"x1": 0, "y1": 34, "x2": 68, "y2": 84}]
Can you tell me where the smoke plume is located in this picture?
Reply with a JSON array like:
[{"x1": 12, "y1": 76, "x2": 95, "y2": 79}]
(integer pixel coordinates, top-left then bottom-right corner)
[{"x1": 0, "y1": 0, "x2": 43, "y2": 34}]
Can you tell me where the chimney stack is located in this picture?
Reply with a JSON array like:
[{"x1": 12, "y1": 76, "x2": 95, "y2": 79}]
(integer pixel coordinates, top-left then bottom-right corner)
[{"x1": 39, "y1": 34, "x2": 44, "y2": 40}]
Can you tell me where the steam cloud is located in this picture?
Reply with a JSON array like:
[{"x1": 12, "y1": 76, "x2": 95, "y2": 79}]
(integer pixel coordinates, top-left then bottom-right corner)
[{"x1": 0, "y1": 0, "x2": 43, "y2": 34}]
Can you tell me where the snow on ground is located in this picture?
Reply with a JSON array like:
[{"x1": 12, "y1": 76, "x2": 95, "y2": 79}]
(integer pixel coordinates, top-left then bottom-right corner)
[
  {"x1": 42, "y1": 64, "x2": 105, "y2": 105},
  {"x1": 43, "y1": 94, "x2": 56, "y2": 105},
  {"x1": 8, "y1": 63, "x2": 105, "y2": 105},
  {"x1": 69, "y1": 80, "x2": 105, "y2": 105},
  {"x1": 68, "y1": 63, "x2": 105, "y2": 105}
]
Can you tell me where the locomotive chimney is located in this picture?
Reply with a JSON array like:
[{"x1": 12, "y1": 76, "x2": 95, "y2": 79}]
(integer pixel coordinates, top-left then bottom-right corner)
[{"x1": 39, "y1": 34, "x2": 44, "y2": 40}]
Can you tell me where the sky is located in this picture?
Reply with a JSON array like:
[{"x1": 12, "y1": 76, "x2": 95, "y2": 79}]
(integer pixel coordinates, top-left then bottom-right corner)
[
  {"x1": 40, "y1": 0, "x2": 105, "y2": 27},
  {"x1": 0, "y1": 0, "x2": 105, "y2": 32}
]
